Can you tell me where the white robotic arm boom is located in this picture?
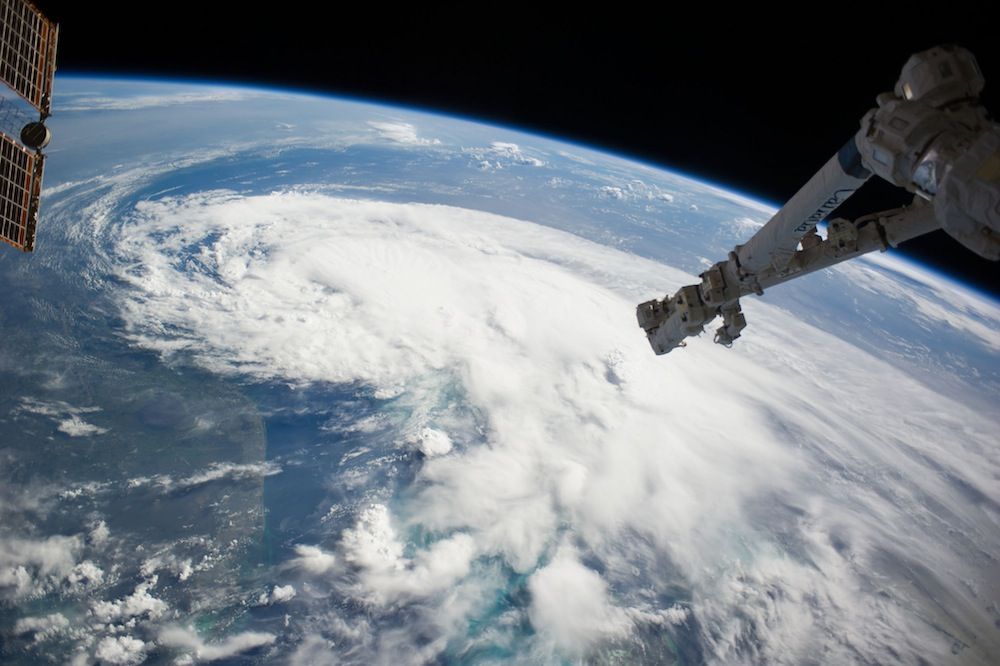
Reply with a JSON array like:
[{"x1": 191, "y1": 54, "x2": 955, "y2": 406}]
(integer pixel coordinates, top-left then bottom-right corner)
[{"x1": 637, "y1": 45, "x2": 1000, "y2": 355}]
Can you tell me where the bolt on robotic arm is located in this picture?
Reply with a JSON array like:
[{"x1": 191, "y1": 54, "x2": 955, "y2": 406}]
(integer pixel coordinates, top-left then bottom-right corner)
[{"x1": 637, "y1": 45, "x2": 1000, "y2": 355}]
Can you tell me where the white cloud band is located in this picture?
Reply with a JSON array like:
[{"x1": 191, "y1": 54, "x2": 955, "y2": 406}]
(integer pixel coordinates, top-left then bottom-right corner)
[{"x1": 104, "y1": 191, "x2": 1000, "y2": 663}]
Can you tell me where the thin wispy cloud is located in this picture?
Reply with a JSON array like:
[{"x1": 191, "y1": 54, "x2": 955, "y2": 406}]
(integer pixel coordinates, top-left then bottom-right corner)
[
  {"x1": 15, "y1": 398, "x2": 108, "y2": 437},
  {"x1": 58, "y1": 90, "x2": 258, "y2": 112}
]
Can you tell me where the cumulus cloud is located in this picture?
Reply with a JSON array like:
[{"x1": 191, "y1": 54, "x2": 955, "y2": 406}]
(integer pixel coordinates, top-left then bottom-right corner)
[
  {"x1": 409, "y1": 427, "x2": 453, "y2": 457},
  {"x1": 95, "y1": 636, "x2": 147, "y2": 665},
  {"x1": 488, "y1": 141, "x2": 544, "y2": 166},
  {"x1": 367, "y1": 121, "x2": 440, "y2": 146},
  {"x1": 271, "y1": 584, "x2": 296, "y2": 602},
  {"x1": 528, "y1": 547, "x2": 630, "y2": 654},
  {"x1": 14, "y1": 612, "x2": 69, "y2": 640},
  {"x1": 528, "y1": 546, "x2": 689, "y2": 658},
  {"x1": 597, "y1": 179, "x2": 675, "y2": 202},
  {"x1": 159, "y1": 626, "x2": 276, "y2": 662},
  {"x1": 91, "y1": 577, "x2": 167, "y2": 623},
  {"x1": 258, "y1": 584, "x2": 296, "y2": 605},
  {"x1": 90, "y1": 520, "x2": 110, "y2": 547},
  {"x1": 57, "y1": 416, "x2": 110, "y2": 437},
  {"x1": 139, "y1": 552, "x2": 208, "y2": 583},
  {"x1": 0, "y1": 535, "x2": 82, "y2": 599},
  {"x1": 339, "y1": 503, "x2": 476, "y2": 605},
  {"x1": 288, "y1": 544, "x2": 336, "y2": 575},
  {"x1": 105, "y1": 192, "x2": 1000, "y2": 662},
  {"x1": 471, "y1": 141, "x2": 545, "y2": 170},
  {"x1": 66, "y1": 559, "x2": 104, "y2": 592}
]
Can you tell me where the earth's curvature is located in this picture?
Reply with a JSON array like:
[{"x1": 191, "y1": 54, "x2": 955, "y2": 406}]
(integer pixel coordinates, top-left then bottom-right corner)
[{"x1": 1, "y1": 77, "x2": 998, "y2": 665}]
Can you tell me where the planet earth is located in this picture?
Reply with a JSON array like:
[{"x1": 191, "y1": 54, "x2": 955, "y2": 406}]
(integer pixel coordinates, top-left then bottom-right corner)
[{"x1": 1, "y1": 77, "x2": 998, "y2": 665}]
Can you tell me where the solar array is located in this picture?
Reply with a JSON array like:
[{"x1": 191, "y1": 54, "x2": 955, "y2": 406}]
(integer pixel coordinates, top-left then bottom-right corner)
[
  {"x1": 0, "y1": 130, "x2": 39, "y2": 250},
  {"x1": 0, "y1": 0, "x2": 57, "y2": 116},
  {"x1": 0, "y1": 0, "x2": 55, "y2": 252}
]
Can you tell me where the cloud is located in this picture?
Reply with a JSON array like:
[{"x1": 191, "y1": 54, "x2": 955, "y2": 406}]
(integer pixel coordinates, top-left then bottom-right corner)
[
  {"x1": 14, "y1": 613, "x2": 69, "y2": 640},
  {"x1": 158, "y1": 626, "x2": 276, "y2": 662},
  {"x1": 598, "y1": 179, "x2": 675, "y2": 203},
  {"x1": 140, "y1": 553, "x2": 195, "y2": 582},
  {"x1": 288, "y1": 634, "x2": 339, "y2": 665},
  {"x1": 488, "y1": 142, "x2": 544, "y2": 166},
  {"x1": 845, "y1": 252, "x2": 1000, "y2": 351},
  {"x1": 408, "y1": 427, "x2": 453, "y2": 457},
  {"x1": 258, "y1": 584, "x2": 296, "y2": 605},
  {"x1": 91, "y1": 577, "x2": 168, "y2": 624},
  {"x1": 95, "y1": 636, "x2": 147, "y2": 665},
  {"x1": 16, "y1": 398, "x2": 100, "y2": 418},
  {"x1": 729, "y1": 215, "x2": 764, "y2": 234},
  {"x1": 528, "y1": 546, "x2": 630, "y2": 654},
  {"x1": 57, "y1": 416, "x2": 110, "y2": 437},
  {"x1": 471, "y1": 141, "x2": 545, "y2": 170},
  {"x1": 125, "y1": 461, "x2": 281, "y2": 492},
  {"x1": 66, "y1": 560, "x2": 104, "y2": 592},
  {"x1": 0, "y1": 535, "x2": 82, "y2": 599},
  {"x1": 528, "y1": 545, "x2": 690, "y2": 658},
  {"x1": 15, "y1": 398, "x2": 108, "y2": 437},
  {"x1": 58, "y1": 481, "x2": 110, "y2": 500},
  {"x1": 288, "y1": 544, "x2": 336, "y2": 575},
  {"x1": 337, "y1": 503, "x2": 477, "y2": 607},
  {"x1": 174, "y1": 461, "x2": 281, "y2": 488},
  {"x1": 271, "y1": 584, "x2": 296, "y2": 603},
  {"x1": 104, "y1": 192, "x2": 1000, "y2": 662},
  {"x1": 59, "y1": 90, "x2": 254, "y2": 112},
  {"x1": 89, "y1": 520, "x2": 110, "y2": 547},
  {"x1": 367, "y1": 121, "x2": 440, "y2": 146}
]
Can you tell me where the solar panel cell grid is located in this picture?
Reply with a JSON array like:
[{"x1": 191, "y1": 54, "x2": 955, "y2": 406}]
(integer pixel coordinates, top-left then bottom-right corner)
[
  {"x1": 0, "y1": 0, "x2": 56, "y2": 116},
  {"x1": 0, "y1": 130, "x2": 38, "y2": 251}
]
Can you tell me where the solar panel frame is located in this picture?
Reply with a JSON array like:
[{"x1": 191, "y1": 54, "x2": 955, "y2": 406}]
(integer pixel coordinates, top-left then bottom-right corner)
[
  {"x1": 0, "y1": 0, "x2": 57, "y2": 117},
  {"x1": 0, "y1": 129, "x2": 41, "y2": 251}
]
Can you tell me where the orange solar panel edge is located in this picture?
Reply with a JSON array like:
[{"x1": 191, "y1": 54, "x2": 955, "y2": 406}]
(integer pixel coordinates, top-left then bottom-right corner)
[
  {"x1": 33, "y1": 15, "x2": 45, "y2": 111},
  {"x1": 24, "y1": 150, "x2": 41, "y2": 251},
  {"x1": 42, "y1": 19, "x2": 56, "y2": 116}
]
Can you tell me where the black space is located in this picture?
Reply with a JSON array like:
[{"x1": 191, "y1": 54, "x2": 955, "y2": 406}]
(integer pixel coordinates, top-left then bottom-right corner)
[{"x1": 38, "y1": 3, "x2": 998, "y2": 295}]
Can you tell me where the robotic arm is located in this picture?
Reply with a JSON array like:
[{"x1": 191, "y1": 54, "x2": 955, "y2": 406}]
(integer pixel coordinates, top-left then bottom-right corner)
[{"x1": 637, "y1": 45, "x2": 1000, "y2": 355}]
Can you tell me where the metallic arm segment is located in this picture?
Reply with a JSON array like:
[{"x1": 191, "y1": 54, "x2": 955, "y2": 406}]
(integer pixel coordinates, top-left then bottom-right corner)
[
  {"x1": 637, "y1": 202, "x2": 940, "y2": 354},
  {"x1": 736, "y1": 138, "x2": 871, "y2": 275}
]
